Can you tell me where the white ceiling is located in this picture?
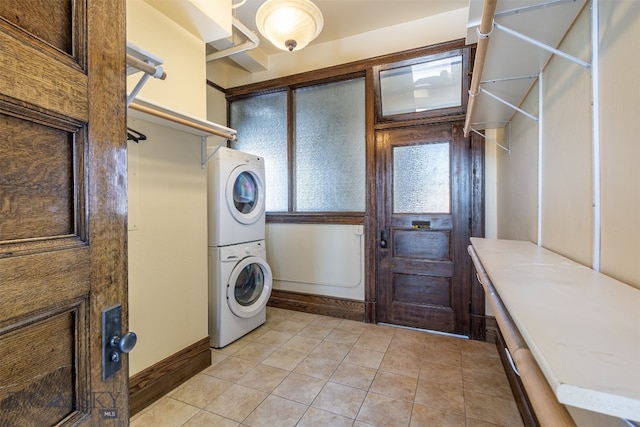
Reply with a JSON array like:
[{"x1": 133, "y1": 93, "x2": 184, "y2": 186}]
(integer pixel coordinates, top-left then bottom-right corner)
[{"x1": 228, "y1": 0, "x2": 469, "y2": 55}]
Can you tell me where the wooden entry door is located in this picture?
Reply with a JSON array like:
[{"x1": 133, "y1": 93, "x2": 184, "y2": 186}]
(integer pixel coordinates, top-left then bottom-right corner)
[
  {"x1": 0, "y1": 1, "x2": 129, "y2": 425},
  {"x1": 375, "y1": 122, "x2": 472, "y2": 335}
]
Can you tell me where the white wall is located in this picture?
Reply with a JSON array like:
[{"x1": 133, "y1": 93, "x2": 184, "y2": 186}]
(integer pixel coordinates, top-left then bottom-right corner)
[
  {"x1": 598, "y1": 0, "x2": 640, "y2": 287},
  {"x1": 495, "y1": 2, "x2": 640, "y2": 424},
  {"x1": 496, "y1": 1, "x2": 640, "y2": 289},
  {"x1": 126, "y1": 120, "x2": 207, "y2": 376},
  {"x1": 127, "y1": 0, "x2": 210, "y2": 375},
  {"x1": 266, "y1": 224, "x2": 365, "y2": 300}
]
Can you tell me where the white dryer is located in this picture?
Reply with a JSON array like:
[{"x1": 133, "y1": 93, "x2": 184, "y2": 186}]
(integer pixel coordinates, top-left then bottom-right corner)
[
  {"x1": 208, "y1": 146, "x2": 266, "y2": 247},
  {"x1": 208, "y1": 240, "x2": 272, "y2": 348}
]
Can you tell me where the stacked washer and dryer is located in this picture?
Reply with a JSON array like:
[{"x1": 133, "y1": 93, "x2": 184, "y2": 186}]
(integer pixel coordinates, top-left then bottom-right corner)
[{"x1": 207, "y1": 147, "x2": 272, "y2": 348}]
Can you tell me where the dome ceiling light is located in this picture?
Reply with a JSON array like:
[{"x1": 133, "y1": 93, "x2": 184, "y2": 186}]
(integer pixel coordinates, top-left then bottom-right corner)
[{"x1": 255, "y1": 0, "x2": 324, "y2": 52}]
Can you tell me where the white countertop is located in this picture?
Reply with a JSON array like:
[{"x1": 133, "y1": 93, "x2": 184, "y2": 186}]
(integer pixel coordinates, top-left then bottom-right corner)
[{"x1": 470, "y1": 238, "x2": 640, "y2": 422}]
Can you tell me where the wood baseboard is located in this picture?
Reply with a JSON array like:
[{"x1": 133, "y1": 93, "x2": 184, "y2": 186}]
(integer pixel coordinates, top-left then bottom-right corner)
[
  {"x1": 129, "y1": 337, "x2": 211, "y2": 416},
  {"x1": 268, "y1": 289, "x2": 365, "y2": 321}
]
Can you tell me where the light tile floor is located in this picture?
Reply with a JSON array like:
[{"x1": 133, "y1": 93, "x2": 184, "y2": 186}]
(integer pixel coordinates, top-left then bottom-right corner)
[{"x1": 131, "y1": 307, "x2": 524, "y2": 427}]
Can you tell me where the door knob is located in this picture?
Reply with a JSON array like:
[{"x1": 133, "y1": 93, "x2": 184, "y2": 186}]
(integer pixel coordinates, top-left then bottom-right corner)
[{"x1": 110, "y1": 332, "x2": 137, "y2": 354}]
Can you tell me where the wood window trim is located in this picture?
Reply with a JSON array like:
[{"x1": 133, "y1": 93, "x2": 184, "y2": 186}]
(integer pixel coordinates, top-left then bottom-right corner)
[
  {"x1": 267, "y1": 212, "x2": 364, "y2": 225},
  {"x1": 372, "y1": 46, "x2": 471, "y2": 124},
  {"x1": 225, "y1": 39, "x2": 467, "y2": 100},
  {"x1": 227, "y1": 38, "x2": 473, "y2": 227}
]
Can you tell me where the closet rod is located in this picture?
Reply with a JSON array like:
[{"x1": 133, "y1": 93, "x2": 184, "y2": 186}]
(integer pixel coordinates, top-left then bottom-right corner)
[
  {"x1": 129, "y1": 102, "x2": 237, "y2": 141},
  {"x1": 463, "y1": 0, "x2": 497, "y2": 137},
  {"x1": 126, "y1": 54, "x2": 167, "y2": 80}
]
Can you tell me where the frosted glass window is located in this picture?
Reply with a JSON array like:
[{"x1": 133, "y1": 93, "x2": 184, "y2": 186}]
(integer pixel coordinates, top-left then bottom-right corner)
[
  {"x1": 294, "y1": 79, "x2": 365, "y2": 212},
  {"x1": 393, "y1": 143, "x2": 450, "y2": 213},
  {"x1": 380, "y1": 55, "x2": 462, "y2": 116},
  {"x1": 230, "y1": 92, "x2": 287, "y2": 211}
]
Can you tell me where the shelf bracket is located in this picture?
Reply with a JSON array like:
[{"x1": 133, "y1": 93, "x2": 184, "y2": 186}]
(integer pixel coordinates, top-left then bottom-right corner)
[
  {"x1": 470, "y1": 121, "x2": 511, "y2": 155},
  {"x1": 126, "y1": 42, "x2": 167, "y2": 107},
  {"x1": 493, "y1": 21, "x2": 591, "y2": 69},
  {"x1": 201, "y1": 137, "x2": 227, "y2": 169},
  {"x1": 480, "y1": 87, "x2": 539, "y2": 122}
]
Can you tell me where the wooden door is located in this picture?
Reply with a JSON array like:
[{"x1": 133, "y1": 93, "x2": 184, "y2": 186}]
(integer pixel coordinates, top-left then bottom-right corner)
[
  {"x1": 375, "y1": 122, "x2": 472, "y2": 335},
  {"x1": 0, "y1": 1, "x2": 128, "y2": 424}
]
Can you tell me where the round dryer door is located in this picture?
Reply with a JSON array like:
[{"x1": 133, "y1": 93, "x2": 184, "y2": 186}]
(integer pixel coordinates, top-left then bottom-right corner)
[
  {"x1": 226, "y1": 256, "x2": 272, "y2": 319},
  {"x1": 226, "y1": 165, "x2": 265, "y2": 225}
]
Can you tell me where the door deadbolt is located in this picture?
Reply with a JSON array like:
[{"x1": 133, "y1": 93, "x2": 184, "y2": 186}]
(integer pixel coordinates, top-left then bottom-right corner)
[{"x1": 380, "y1": 230, "x2": 388, "y2": 248}]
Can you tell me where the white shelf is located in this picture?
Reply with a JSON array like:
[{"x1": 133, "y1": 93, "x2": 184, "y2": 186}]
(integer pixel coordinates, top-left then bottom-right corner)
[
  {"x1": 128, "y1": 97, "x2": 236, "y2": 139},
  {"x1": 470, "y1": 238, "x2": 640, "y2": 422},
  {"x1": 465, "y1": 0, "x2": 589, "y2": 130}
]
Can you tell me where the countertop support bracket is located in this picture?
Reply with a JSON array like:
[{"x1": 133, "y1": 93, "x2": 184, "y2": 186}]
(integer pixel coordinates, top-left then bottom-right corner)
[{"x1": 470, "y1": 121, "x2": 511, "y2": 155}]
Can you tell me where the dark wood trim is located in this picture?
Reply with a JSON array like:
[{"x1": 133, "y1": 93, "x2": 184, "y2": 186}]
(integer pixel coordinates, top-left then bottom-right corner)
[
  {"x1": 485, "y1": 315, "x2": 498, "y2": 344},
  {"x1": 129, "y1": 337, "x2": 211, "y2": 416},
  {"x1": 287, "y1": 88, "x2": 294, "y2": 213},
  {"x1": 364, "y1": 68, "x2": 377, "y2": 324},
  {"x1": 266, "y1": 212, "x2": 364, "y2": 224},
  {"x1": 225, "y1": 39, "x2": 467, "y2": 97},
  {"x1": 206, "y1": 79, "x2": 227, "y2": 94},
  {"x1": 268, "y1": 289, "x2": 365, "y2": 321},
  {"x1": 471, "y1": 130, "x2": 485, "y2": 239},
  {"x1": 469, "y1": 130, "x2": 486, "y2": 341},
  {"x1": 470, "y1": 314, "x2": 486, "y2": 341},
  {"x1": 373, "y1": 113, "x2": 468, "y2": 131}
]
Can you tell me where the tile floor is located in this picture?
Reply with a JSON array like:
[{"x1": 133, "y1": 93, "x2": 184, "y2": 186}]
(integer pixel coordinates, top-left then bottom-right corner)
[{"x1": 130, "y1": 307, "x2": 524, "y2": 427}]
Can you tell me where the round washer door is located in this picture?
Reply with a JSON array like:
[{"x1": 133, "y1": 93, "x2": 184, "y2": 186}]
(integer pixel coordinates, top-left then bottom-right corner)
[
  {"x1": 225, "y1": 165, "x2": 265, "y2": 225},
  {"x1": 226, "y1": 256, "x2": 272, "y2": 319}
]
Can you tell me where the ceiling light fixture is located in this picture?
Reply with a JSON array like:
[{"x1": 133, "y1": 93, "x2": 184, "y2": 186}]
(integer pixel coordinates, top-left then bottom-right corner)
[{"x1": 255, "y1": 0, "x2": 324, "y2": 52}]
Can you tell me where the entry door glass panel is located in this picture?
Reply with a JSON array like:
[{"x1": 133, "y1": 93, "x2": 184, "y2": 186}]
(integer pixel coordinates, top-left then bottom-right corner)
[
  {"x1": 235, "y1": 263, "x2": 265, "y2": 306},
  {"x1": 233, "y1": 171, "x2": 259, "y2": 214},
  {"x1": 393, "y1": 142, "x2": 450, "y2": 214},
  {"x1": 294, "y1": 78, "x2": 365, "y2": 212},
  {"x1": 380, "y1": 55, "x2": 462, "y2": 116},
  {"x1": 230, "y1": 92, "x2": 288, "y2": 211}
]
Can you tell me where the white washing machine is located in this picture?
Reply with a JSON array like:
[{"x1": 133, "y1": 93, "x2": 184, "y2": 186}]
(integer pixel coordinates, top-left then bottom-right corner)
[
  {"x1": 207, "y1": 146, "x2": 266, "y2": 247},
  {"x1": 208, "y1": 240, "x2": 272, "y2": 348}
]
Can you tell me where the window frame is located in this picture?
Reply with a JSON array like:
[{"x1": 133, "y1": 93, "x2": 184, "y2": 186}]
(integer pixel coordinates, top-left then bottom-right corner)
[
  {"x1": 224, "y1": 39, "x2": 470, "y2": 225},
  {"x1": 228, "y1": 74, "x2": 368, "y2": 224},
  {"x1": 372, "y1": 47, "x2": 470, "y2": 124}
]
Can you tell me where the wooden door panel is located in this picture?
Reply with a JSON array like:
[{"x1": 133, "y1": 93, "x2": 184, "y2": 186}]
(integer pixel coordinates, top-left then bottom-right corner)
[
  {"x1": 0, "y1": 27, "x2": 87, "y2": 121},
  {"x1": 393, "y1": 230, "x2": 451, "y2": 261},
  {"x1": 1, "y1": 0, "x2": 127, "y2": 424},
  {"x1": 0, "y1": 300, "x2": 88, "y2": 425},
  {"x1": 393, "y1": 273, "x2": 451, "y2": 306},
  {"x1": 376, "y1": 122, "x2": 471, "y2": 335},
  {"x1": 0, "y1": 0, "x2": 75, "y2": 55},
  {"x1": 389, "y1": 299, "x2": 455, "y2": 332},
  {"x1": 0, "y1": 111, "x2": 84, "y2": 242},
  {"x1": 0, "y1": 250, "x2": 89, "y2": 323}
]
